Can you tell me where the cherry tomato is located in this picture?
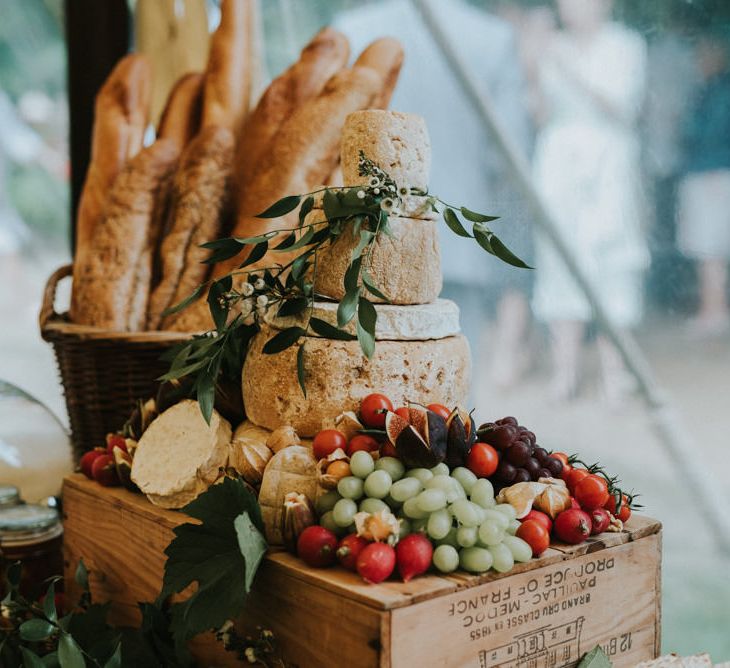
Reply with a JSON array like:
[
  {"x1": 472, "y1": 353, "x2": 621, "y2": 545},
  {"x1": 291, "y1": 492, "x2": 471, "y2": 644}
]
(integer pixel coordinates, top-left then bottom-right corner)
[
  {"x1": 522, "y1": 509, "x2": 552, "y2": 534},
  {"x1": 466, "y1": 442, "x2": 499, "y2": 478},
  {"x1": 360, "y1": 393, "x2": 394, "y2": 428},
  {"x1": 604, "y1": 493, "x2": 632, "y2": 523},
  {"x1": 395, "y1": 407, "x2": 411, "y2": 422},
  {"x1": 347, "y1": 434, "x2": 380, "y2": 455},
  {"x1": 516, "y1": 520, "x2": 550, "y2": 557},
  {"x1": 565, "y1": 467, "x2": 589, "y2": 495},
  {"x1": 551, "y1": 452, "x2": 570, "y2": 467},
  {"x1": 427, "y1": 403, "x2": 451, "y2": 420},
  {"x1": 574, "y1": 474, "x2": 609, "y2": 510},
  {"x1": 312, "y1": 429, "x2": 347, "y2": 460},
  {"x1": 380, "y1": 441, "x2": 398, "y2": 458}
]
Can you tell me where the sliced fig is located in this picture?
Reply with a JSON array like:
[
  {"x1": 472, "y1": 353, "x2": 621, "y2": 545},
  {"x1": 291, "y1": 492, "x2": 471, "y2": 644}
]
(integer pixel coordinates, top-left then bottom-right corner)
[
  {"x1": 407, "y1": 405, "x2": 429, "y2": 440},
  {"x1": 385, "y1": 411, "x2": 410, "y2": 445},
  {"x1": 425, "y1": 410, "x2": 448, "y2": 462},
  {"x1": 445, "y1": 409, "x2": 468, "y2": 467},
  {"x1": 112, "y1": 446, "x2": 138, "y2": 492},
  {"x1": 396, "y1": 409, "x2": 448, "y2": 468}
]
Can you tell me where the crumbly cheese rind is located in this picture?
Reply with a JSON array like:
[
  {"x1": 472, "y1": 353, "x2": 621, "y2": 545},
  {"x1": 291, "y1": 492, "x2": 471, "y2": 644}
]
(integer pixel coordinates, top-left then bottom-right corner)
[
  {"x1": 131, "y1": 399, "x2": 231, "y2": 506},
  {"x1": 265, "y1": 298, "x2": 460, "y2": 340},
  {"x1": 310, "y1": 210, "x2": 442, "y2": 305},
  {"x1": 243, "y1": 326, "x2": 470, "y2": 437}
]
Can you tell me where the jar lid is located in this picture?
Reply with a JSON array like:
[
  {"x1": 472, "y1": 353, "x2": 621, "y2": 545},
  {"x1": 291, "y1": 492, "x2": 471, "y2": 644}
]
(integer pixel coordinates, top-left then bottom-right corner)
[
  {"x1": 0, "y1": 504, "x2": 59, "y2": 534},
  {"x1": 0, "y1": 485, "x2": 20, "y2": 507}
]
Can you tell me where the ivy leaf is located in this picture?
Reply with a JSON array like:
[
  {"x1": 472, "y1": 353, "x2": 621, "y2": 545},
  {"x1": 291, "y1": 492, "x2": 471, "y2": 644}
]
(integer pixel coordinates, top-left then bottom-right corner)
[
  {"x1": 337, "y1": 287, "x2": 360, "y2": 327},
  {"x1": 460, "y1": 207, "x2": 499, "y2": 223},
  {"x1": 296, "y1": 344, "x2": 307, "y2": 396},
  {"x1": 488, "y1": 233, "x2": 532, "y2": 269},
  {"x1": 356, "y1": 297, "x2": 377, "y2": 359},
  {"x1": 58, "y1": 633, "x2": 85, "y2": 668},
  {"x1": 277, "y1": 297, "x2": 309, "y2": 317},
  {"x1": 309, "y1": 317, "x2": 357, "y2": 340},
  {"x1": 19, "y1": 618, "x2": 55, "y2": 642},
  {"x1": 160, "y1": 478, "x2": 266, "y2": 650},
  {"x1": 443, "y1": 208, "x2": 472, "y2": 238},
  {"x1": 239, "y1": 240, "x2": 268, "y2": 268},
  {"x1": 255, "y1": 195, "x2": 301, "y2": 218},
  {"x1": 362, "y1": 271, "x2": 389, "y2": 301},
  {"x1": 207, "y1": 277, "x2": 232, "y2": 332},
  {"x1": 298, "y1": 195, "x2": 314, "y2": 227},
  {"x1": 262, "y1": 326, "x2": 305, "y2": 354},
  {"x1": 20, "y1": 648, "x2": 46, "y2": 668},
  {"x1": 162, "y1": 283, "x2": 207, "y2": 317}
]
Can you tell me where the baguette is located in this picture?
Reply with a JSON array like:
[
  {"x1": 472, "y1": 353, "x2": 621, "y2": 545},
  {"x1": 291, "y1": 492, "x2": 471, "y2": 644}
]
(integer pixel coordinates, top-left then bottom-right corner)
[
  {"x1": 70, "y1": 54, "x2": 152, "y2": 323},
  {"x1": 218, "y1": 65, "x2": 382, "y2": 280},
  {"x1": 72, "y1": 139, "x2": 180, "y2": 331},
  {"x1": 235, "y1": 27, "x2": 350, "y2": 190},
  {"x1": 157, "y1": 72, "x2": 204, "y2": 148},
  {"x1": 353, "y1": 37, "x2": 404, "y2": 110},
  {"x1": 200, "y1": 0, "x2": 255, "y2": 133},
  {"x1": 147, "y1": 125, "x2": 235, "y2": 330}
]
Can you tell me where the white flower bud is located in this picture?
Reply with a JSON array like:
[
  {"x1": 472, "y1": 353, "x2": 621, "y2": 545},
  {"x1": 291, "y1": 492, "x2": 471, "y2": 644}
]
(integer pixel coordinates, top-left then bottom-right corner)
[
  {"x1": 369, "y1": 176, "x2": 381, "y2": 187},
  {"x1": 254, "y1": 278, "x2": 265, "y2": 290},
  {"x1": 256, "y1": 294, "x2": 268, "y2": 307},
  {"x1": 241, "y1": 282, "x2": 254, "y2": 297},
  {"x1": 357, "y1": 190, "x2": 366, "y2": 199},
  {"x1": 380, "y1": 197, "x2": 395, "y2": 212}
]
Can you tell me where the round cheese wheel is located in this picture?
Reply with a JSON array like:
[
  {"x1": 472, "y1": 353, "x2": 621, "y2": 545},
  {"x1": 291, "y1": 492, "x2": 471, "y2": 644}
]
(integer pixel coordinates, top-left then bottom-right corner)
[
  {"x1": 265, "y1": 298, "x2": 460, "y2": 341},
  {"x1": 242, "y1": 326, "x2": 471, "y2": 437},
  {"x1": 310, "y1": 211, "x2": 442, "y2": 305}
]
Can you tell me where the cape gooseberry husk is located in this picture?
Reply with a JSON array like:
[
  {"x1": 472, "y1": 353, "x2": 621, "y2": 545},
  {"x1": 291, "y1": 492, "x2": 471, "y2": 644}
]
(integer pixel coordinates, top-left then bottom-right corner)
[
  {"x1": 445, "y1": 407, "x2": 476, "y2": 468},
  {"x1": 387, "y1": 408, "x2": 448, "y2": 468}
]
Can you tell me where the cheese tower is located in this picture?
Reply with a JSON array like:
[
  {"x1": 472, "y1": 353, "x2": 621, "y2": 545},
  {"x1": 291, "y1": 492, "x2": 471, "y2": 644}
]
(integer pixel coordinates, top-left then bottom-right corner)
[{"x1": 242, "y1": 110, "x2": 470, "y2": 437}]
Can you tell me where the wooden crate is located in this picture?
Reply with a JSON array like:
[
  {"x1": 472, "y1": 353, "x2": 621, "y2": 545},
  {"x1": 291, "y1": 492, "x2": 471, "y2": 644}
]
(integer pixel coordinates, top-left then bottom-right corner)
[{"x1": 62, "y1": 474, "x2": 661, "y2": 667}]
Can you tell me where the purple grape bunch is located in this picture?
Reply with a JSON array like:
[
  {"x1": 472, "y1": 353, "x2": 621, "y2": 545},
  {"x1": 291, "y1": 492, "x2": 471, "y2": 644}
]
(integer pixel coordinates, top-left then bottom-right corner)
[{"x1": 476, "y1": 417, "x2": 563, "y2": 487}]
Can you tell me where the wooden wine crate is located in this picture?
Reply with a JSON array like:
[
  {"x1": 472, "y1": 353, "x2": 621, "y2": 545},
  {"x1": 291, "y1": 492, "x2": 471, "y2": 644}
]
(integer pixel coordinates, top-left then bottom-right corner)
[{"x1": 62, "y1": 474, "x2": 662, "y2": 667}]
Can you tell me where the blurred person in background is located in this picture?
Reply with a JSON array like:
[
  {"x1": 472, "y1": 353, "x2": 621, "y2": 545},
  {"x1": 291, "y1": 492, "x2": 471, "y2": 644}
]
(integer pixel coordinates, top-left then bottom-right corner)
[
  {"x1": 530, "y1": 0, "x2": 648, "y2": 402},
  {"x1": 335, "y1": 0, "x2": 534, "y2": 391},
  {"x1": 677, "y1": 30, "x2": 730, "y2": 338}
]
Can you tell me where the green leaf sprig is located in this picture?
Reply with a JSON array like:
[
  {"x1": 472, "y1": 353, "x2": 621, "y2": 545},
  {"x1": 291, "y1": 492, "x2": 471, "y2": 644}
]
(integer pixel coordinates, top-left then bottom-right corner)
[{"x1": 164, "y1": 151, "x2": 529, "y2": 419}]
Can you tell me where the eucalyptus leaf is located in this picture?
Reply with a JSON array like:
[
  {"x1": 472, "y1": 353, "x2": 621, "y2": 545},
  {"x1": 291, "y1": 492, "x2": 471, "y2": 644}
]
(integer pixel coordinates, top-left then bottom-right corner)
[
  {"x1": 196, "y1": 369, "x2": 216, "y2": 425},
  {"x1": 162, "y1": 283, "x2": 207, "y2": 317},
  {"x1": 344, "y1": 257, "x2": 362, "y2": 294},
  {"x1": 7, "y1": 560, "x2": 22, "y2": 589},
  {"x1": 298, "y1": 195, "x2": 314, "y2": 227},
  {"x1": 202, "y1": 241, "x2": 245, "y2": 265},
  {"x1": 489, "y1": 233, "x2": 532, "y2": 269},
  {"x1": 43, "y1": 579, "x2": 57, "y2": 622},
  {"x1": 460, "y1": 207, "x2": 499, "y2": 223},
  {"x1": 443, "y1": 208, "x2": 472, "y2": 238},
  {"x1": 207, "y1": 279, "x2": 231, "y2": 332},
  {"x1": 58, "y1": 633, "x2": 85, "y2": 668},
  {"x1": 233, "y1": 511, "x2": 268, "y2": 592},
  {"x1": 296, "y1": 344, "x2": 307, "y2": 396},
  {"x1": 290, "y1": 254, "x2": 311, "y2": 283},
  {"x1": 362, "y1": 271, "x2": 389, "y2": 301},
  {"x1": 233, "y1": 231, "x2": 279, "y2": 244},
  {"x1": 337, "y1": 287, "x2": 360, "y2": 327},
  {"x1": 473, "y1": 226, "x2": 495, "y2": 254},
  {"x1": 351, "y1": 230, "x2": 375, "y2": 260},
  {"x1": 262, "y1": 326, "x2": 305, "y2": 354},
  {"x1": 272, "y1": 232, "x2": 296, "y2": 251},
  {"x1": 239, "y1": 240, "x2": 268, "y2": 268},
  {"x1": 20, "y1": 648, "x2": 46, "y2": 668},
  {"x1": 19, "y1": 618, "x2": 55, "y2": 642},
  {"x1": 356, "y1": 297, "x2": 377, "y2": 359},
  {"x1": 309, "y1": 317, "x2": 357, "y2": 340},
  {"x1": 277, "y1": 296, "x2": 309, "y2": 317},
  {"x1": 102, "y1": 644, "x2": 122, "y2": 668},
  {"x1": 285, "y1": 225, "x2": 316, "y2": 251},
  {"x1": 158, "y1": 358, "x2": 207, "y2": 382},
  {"x1": 255, "y1": 195, "x2": 301, "y2": 218}
]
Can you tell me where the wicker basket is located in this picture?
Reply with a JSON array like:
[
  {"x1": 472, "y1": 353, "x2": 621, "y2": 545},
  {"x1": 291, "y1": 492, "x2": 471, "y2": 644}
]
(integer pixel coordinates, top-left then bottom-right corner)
[{"x1": 40, "y1": 265, "x2": 192, "y2": 457}]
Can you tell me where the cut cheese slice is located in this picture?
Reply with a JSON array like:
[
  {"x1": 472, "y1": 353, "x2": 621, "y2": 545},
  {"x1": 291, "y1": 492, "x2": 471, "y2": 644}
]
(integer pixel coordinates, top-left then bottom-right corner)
[
  {"x1": 265, "y1": 298, "x2": 460, "y2": 341},
  {"x1": 131, "y1": 399, "x2": 231, "y2": 508}
]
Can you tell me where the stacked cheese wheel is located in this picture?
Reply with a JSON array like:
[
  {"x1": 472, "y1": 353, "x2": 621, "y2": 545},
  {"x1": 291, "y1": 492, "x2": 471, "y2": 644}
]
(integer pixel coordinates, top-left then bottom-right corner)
[{"x1": 242, "y1": 111, "x2": 471, "y2": 438}]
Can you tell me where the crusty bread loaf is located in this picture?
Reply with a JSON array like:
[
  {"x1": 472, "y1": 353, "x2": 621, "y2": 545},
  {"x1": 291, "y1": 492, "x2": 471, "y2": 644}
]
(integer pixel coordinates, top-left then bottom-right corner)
[
  {"x1": 200, "y1": 0, "x2": 255, "y2": 133},
  {"x1": 353, "y1": 37, "x2": 404, "y2": 110},
  {"x1": 341, "y1": 110, "x2": 433, "y2": 220},
  {"x1": 131, "y1": 399, "x2": 232, "y2": 509},
  {"x1": 243, "y1": 326, "x2": 470, "y2": 436},
  {"x1": 147, "y1": 125, "x2": 234, "y2": 330},
  {"x1": 234, "y1": 27, "x2": 350, "y2": 190},
  {"x1": 157, "y1": 72, "x2": 204, "y2": 148},
  {"x1": 72, "y1": 139, "x2": 180, "y2": 330},
  {"x1": 266, "y1": 298, "x2": 461, "y2": 341},
  {"x1": 311, "y1": 210, "x2": 442, "y2": 305},
  {"x1": 70, "y1": 54, "x2": 152, "y2": 324}
]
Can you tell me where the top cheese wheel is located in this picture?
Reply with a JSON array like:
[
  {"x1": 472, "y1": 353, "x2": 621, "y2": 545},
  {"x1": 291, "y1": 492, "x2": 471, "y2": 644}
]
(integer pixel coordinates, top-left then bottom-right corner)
[{"x1": 341, "y1": 110, "x2": 432, "y2": 218}]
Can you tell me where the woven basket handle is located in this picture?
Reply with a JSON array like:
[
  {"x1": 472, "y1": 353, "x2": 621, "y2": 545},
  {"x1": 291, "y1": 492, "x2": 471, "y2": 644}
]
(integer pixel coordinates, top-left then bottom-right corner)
[{"x1": 39, "y1": 264, "x2": 73, "y2": 334}]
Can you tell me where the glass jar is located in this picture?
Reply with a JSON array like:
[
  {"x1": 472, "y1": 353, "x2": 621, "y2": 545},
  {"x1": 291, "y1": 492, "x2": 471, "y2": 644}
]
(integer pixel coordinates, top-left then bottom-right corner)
[
  {"x1": 0, "y1": 504, "x2": 64, "y2": 599},
  {"x1": 0, "y1": 485, "x2": 20, "y2": 509}
]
